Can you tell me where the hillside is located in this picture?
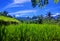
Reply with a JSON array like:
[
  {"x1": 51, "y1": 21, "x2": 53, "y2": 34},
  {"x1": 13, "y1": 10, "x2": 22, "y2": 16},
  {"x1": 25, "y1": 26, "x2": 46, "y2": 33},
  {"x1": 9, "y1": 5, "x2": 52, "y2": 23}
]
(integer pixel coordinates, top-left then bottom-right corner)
[{"x1": 0, "y1": 16, "x2": 20, "y2": 25}]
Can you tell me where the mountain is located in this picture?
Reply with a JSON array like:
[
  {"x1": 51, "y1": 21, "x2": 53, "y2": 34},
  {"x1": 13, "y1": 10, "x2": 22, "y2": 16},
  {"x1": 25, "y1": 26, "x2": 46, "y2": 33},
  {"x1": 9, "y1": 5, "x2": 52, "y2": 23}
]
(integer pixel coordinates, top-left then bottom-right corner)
[
  {"x1": 16, "y1": 17, "x2": 31, "y2": 21},
  {"x1": 16, "y1": 13, "x2": 60, "y2": 21}
]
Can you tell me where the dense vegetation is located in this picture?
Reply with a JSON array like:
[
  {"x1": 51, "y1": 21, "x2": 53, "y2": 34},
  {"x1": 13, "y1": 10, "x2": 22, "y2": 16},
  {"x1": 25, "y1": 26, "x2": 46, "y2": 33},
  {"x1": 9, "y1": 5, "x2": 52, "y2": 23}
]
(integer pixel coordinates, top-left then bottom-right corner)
[
  {"x1": 0, "y1": 24, "x2": 60, "y2": 41},
  {"x1": 0, "y1": 16, "x2": 19, "y2": 25},
  {"x1": 0, "y1": 11, "x2": 60, "y2": 41},
  {"x1": 18, "y1": 12, "x2": 60, "y2": 25}
]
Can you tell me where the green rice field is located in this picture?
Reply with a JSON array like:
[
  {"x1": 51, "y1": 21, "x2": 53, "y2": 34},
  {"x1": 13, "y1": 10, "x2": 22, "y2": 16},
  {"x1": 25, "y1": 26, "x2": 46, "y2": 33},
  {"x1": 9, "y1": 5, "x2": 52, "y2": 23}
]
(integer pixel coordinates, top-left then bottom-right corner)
[{"x1": 0, "y1": 24, "x2": 60, "y2": 41}]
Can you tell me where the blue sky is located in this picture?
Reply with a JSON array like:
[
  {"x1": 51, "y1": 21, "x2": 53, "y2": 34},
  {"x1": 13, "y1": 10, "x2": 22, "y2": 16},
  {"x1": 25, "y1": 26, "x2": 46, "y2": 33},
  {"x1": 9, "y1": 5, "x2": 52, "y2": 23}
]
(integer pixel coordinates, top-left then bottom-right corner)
[{"x1": 0, "y1": 0, "x2": 60, "y2": 17}]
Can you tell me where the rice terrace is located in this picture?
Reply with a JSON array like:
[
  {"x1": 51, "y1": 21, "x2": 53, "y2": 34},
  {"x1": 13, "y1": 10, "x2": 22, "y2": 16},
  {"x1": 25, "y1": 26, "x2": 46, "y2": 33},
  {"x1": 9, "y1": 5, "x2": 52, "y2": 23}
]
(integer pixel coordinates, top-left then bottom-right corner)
[{"x1": 0, "y1": 0, "x2": 60, "y2": 41}]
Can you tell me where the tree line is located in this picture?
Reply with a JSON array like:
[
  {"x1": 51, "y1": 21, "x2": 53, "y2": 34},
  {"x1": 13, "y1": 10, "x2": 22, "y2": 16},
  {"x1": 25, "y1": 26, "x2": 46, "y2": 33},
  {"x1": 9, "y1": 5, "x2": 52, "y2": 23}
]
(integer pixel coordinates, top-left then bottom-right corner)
[
  {"x1": 0, "y1": 11, "x2": 14, "y2": 18},
  {"x1": 21, "y1": 12, "x2": 60, "y2": 24},
  {"x1": 0, "y1": 11, "x2": 60, "y2": 24}
]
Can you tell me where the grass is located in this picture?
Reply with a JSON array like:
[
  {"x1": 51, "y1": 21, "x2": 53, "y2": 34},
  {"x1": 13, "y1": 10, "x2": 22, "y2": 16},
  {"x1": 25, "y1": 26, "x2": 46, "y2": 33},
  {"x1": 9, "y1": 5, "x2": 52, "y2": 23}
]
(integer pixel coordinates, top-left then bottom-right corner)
[
  {"x1": 0, "y1": 16, "x2": 19, "y2": 22},
  {"x1": 0, "y1": 24, "x2": 60, "y2": 41}
]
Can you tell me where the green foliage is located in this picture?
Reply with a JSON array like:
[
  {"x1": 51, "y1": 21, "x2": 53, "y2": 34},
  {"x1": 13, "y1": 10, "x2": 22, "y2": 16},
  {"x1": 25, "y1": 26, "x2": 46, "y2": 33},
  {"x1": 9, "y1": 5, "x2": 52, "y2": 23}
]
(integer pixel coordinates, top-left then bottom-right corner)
[
  {"x1": 54, "y1": 0, "x2": 59, "y2": 4},
  {"x1": 31, "y1": 0, "x2": 60, "y2": 7},
  {"x1": 37, "y1": 16, "x2": 43, "y2": 24},
  {"x1": 0, "y1": 11, "x2": 8, "y2": 16},
  {"x1": 0, "y1": 11, "x2": 13, "y2": 18},
  {"x1": 0, "y1": 16, "x2": 19, "y2": 22},
  {"x1": 0, "y1": 16, "x2": 20, "y2": 25},
  {"x1": 3, "y1": 11, "x2": 8, "y2": 16},
  {"x1": 46, "y1": 12, "x2": 53, "y2": 22},
  {"x1": 0, "y1": 24, "x2": 60, "y2": 41},
  {"x1": 57, "y1": 15, "x2": 60, "y2": 21},
  {"x1": 31, "y1": 0, "x2": 37, "y2": 7}
]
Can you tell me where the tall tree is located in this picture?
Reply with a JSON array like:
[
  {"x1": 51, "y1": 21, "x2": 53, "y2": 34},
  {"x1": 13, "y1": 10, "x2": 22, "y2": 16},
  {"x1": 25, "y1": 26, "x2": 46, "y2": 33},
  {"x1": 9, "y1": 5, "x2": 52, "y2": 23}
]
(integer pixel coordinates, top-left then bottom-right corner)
[
  {"x1": 0, "y1": 12, "x2": 3, "y2": 15},
  {"x1": 45, "y1": 12, "x2": 54, "y2": 24},
  {"x1": 37, "y1": 15, "x2": 43, "y2": 24},
  {"x1": 3, "y1": 11, "x2": 8, "y2": 16},
  {"x1": 46, "y1": 12, "x2": 52, "y2": 21},
  {"x1": 57, "y1": 15, "x2": 60, "y2": 22}
]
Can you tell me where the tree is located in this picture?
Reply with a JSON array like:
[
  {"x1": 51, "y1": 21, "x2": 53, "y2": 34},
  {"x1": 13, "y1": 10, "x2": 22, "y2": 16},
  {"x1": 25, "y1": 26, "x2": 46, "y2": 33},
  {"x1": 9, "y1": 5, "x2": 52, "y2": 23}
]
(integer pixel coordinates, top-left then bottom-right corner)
[
  {"x1": 0, "y1": 11, "x2": 13, "y2": 18},
  {"x1": 45, "y1": 12, "x2": 55, "y2": 24},
  {"x1": 13, "y1": 15, "x2": 16, "y2": 18},
  {"x1": 0, "y1": 11, "x2": 8, "y2": 16},
  {"x1": 47, "y1": 12, "x2": 52, "y2": 20},
  {"x1": 7, "y1": 14, "x2": 13, "y2": 18},
  {"x1": 0, "y1": 12, "x2": 3, "y2": 15},
  {"x1": 57, "y1": 15, "x2": 60, "y2": 22},
  {"x1": 3, "y1": 11, "x2": 8, "y2": 16},
  {"x1": 31, "y1": 0, "x2": 60, "y2": 8},
  {"x1": 32, "y1": 16, "x2": 37, "y2": 19},
  {"x1": 37, "y1": 15, "x2": 43, "y2": 24}
]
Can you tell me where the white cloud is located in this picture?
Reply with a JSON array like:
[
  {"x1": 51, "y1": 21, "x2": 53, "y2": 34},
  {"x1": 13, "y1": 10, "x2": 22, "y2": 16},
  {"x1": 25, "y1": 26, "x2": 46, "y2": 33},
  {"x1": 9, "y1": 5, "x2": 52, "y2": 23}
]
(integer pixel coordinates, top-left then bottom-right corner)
[
  {"x1": 45, "y1": 6, "x2": 60, "y2": 12},
  {"x1": 15, "y1": 14, "x2": 20, "y2": 17},
  {"x1": 2, "y1": 0, "x2": 31, "y2": 11},
  {"x1": 14, "y1": 0, "x2": 31, "y2": 4},
  {"x1": 9, "y1": 10, "x2": 37, "y2": 17},
  {"x1": 14, "y1": 10, "x2": 36, "y2": 14},
  {"x1": 52, "y1": 13, "x2": 60, "y2": 17},
  {"x1": 9, "y1": 10, "x2": 36, "y2": 14},
  {"x1": 9, "y1": 4, "x2": 24, "y2": 8}
]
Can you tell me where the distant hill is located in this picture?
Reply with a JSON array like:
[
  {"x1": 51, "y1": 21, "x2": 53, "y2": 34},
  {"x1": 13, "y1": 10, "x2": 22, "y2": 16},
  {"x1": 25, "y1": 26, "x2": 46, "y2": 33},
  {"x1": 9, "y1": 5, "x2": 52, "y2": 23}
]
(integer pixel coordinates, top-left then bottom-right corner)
[{"x1": 16, "y1": 17, "x2": 31, "y2": 21}]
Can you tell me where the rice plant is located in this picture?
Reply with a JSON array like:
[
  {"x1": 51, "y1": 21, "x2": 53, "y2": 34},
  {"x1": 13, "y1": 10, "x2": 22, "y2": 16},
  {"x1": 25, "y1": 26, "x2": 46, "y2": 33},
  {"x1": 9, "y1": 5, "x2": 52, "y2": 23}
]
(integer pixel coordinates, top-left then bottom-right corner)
[{"x1": 0, "y1": 24, "x2": 60, "y2": 41}]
